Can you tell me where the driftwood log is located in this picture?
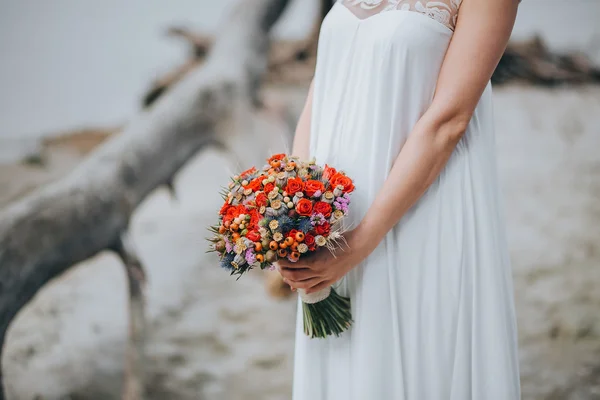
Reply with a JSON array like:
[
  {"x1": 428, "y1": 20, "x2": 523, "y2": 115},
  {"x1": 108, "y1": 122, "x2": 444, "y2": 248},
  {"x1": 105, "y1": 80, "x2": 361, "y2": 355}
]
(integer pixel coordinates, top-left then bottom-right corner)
[{"x1": 0, "y1": 0, "x2": 290, "y2": 398}]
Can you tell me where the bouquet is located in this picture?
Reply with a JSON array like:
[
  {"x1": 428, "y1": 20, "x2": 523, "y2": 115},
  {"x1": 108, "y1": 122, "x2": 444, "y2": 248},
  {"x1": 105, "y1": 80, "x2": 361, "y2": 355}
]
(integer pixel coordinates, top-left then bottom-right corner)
[{"x1": 207, "y1": 154, "x2": 355, "y2": 338}]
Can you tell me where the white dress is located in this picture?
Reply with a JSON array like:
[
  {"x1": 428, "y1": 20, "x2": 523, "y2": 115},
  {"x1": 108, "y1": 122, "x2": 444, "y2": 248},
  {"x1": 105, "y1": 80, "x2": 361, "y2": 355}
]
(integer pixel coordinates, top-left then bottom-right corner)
[{"x1": 293, "y1": 1, "x2": 521, "y2": 399}]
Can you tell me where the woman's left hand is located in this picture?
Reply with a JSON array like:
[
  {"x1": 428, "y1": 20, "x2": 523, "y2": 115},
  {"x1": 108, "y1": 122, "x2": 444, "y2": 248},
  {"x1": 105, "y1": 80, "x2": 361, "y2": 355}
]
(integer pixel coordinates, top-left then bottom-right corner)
[{"x1": 277, "y1": 230, "x2": 368, "y2": 294}]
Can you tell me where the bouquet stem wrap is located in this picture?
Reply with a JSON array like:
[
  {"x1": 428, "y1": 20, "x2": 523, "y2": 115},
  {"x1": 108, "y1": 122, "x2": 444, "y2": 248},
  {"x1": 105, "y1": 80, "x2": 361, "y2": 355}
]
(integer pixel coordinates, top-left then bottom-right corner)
[{"x1": 299, "y1": 286, "x2": 352, "y2": 338}]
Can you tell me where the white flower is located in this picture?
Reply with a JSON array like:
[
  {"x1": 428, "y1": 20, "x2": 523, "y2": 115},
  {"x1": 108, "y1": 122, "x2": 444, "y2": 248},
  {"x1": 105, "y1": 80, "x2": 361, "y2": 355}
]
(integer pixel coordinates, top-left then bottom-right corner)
[
  {"x1": 315, "y1": 235, "x2": 327, "y2": 247},
  {"x1": 297, "y1": 243, "x2": 309, "y2": 253}
]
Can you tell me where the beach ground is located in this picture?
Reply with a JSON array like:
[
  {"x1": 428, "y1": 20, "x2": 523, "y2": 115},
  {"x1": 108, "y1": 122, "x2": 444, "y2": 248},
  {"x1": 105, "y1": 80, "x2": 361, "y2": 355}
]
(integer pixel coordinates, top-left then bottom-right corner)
[{"x1": 1, "y1": 85, "x2": 599, "y2": 399}]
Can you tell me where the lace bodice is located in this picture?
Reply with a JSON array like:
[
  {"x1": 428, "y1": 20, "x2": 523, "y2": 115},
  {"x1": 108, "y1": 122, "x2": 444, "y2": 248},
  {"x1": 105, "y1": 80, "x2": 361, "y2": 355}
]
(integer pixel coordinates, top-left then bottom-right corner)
[{"x1": 339, "y1": 0, "x2": 462, "y2": 31}]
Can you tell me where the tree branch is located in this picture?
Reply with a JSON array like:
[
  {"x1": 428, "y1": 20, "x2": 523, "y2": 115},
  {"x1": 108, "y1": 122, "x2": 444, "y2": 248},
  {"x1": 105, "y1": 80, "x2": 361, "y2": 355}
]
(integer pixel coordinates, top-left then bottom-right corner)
[{"x1": 0, "y1": 0, "x2": 291, "y2": 398}]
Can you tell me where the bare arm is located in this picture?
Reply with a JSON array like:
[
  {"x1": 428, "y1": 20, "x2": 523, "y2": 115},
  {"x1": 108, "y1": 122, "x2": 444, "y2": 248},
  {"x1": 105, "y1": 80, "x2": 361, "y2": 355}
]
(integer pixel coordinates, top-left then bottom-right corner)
[
  {"x1": 351, "y1": 0, "x2": 519, "y2": 257},
  {"x1": 279, "y1": 0, "x2": 519, "y2": 293},
  {"x1": 291, "y1": 79, "x2": 315, "y2": 159}
]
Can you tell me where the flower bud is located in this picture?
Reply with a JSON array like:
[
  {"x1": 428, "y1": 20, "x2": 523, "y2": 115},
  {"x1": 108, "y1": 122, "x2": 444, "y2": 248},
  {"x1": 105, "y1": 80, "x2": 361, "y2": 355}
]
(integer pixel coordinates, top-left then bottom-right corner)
[{"x1": 265, "y1": 250, "x2": 277, "y2": 263}]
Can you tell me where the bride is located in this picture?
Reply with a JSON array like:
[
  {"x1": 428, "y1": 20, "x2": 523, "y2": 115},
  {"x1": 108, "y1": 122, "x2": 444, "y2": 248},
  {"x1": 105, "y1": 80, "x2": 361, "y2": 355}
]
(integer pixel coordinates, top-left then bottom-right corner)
[{"x1": 277, "y1": 0, "x2": 521, "y2": 399}]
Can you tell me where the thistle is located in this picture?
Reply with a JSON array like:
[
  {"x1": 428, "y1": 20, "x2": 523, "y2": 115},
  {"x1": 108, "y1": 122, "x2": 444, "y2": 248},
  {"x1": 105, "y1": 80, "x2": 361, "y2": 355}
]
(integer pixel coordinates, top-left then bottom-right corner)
[
  {"x1": 276, "y1": 215, "x2": 295, "y2": 232},
  {"x1": 297, "y1": 218, "x2": 313, "y2": 233}
]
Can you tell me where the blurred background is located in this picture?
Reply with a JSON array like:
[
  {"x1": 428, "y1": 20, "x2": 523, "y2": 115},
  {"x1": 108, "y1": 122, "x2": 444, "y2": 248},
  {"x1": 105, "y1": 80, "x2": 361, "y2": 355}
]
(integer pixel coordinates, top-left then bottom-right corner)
[{"x1": 0, "y1": 1, "x2": 599, "y2": 399}]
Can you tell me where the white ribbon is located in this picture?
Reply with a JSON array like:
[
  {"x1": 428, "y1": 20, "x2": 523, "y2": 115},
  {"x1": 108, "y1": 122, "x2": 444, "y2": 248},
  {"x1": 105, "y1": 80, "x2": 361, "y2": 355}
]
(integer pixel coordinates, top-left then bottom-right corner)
[{"x1": 298, "y1": 286, "x2": 331, "y2": 304}]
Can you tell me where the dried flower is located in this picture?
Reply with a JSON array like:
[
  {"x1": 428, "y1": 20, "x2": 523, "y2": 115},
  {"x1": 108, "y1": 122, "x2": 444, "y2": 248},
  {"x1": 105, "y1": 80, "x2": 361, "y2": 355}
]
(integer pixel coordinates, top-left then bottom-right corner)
[
  {"x1": 315, "y1": 235, "x2": 327, "y2": 247},
  {"x1": 234, "y1": 238, "x2": 247, "y2": 254},
  {"x1": 231, "y1": 254, "x2": 247, "y2": 269},
  {"x1": 269, "y1": 220, "x2": 279, "y2": 230},
  {"x1": 268, "y1": 190, "x2": 279, "y2": 200},
  {"x1": 259, "y1": 205, "x2": 266, "y2": 214},
  {"x1": 271, "y1": 199, "x2": 282, "y2": 210},
  {"x1": 332, "y1": 210, "x2": 344, "y2": 221},
  {"x1": 273, "y1": 232, "x2": 283, "y2": 242},
  {"x1": 297, "y1": 243, "x2": 309, "y2": 253}
]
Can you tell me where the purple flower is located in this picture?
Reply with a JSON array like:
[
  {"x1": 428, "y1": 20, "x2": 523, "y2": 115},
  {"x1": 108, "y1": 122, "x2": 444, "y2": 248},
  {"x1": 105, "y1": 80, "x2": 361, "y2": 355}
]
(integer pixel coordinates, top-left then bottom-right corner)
[
  {"x1": 245, "y1": 249, "x2": 257, "y2": 264},
  {"x1": 313, "y1": 190, "x2": 322, "y2": 198},
  {"x1": 333, "y1": 201, "x2": 341, "y2": 209},
  {"x1": 224, "y1": 237, "x2": 233, "y2": 253}
]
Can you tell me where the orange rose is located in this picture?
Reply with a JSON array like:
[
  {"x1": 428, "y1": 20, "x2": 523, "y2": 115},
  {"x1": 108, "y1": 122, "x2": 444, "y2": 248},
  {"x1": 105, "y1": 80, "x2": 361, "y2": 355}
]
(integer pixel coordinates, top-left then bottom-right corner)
[
  {"x1": 264, "y1": 182, "x2": 275, "y2": 194},
  {"x1": 330, "y1": 173, "x2": 355, "y2": 193},
  {"x1": 313, "y1": 201, "x2": 332, "y2": 218},
  {"x1": 255, "y1": 192, "x2": 268, "y2": 208},
  {"x1": 240, "y1": 166, "x2": 257, "y2": 177},
  {"x1": 285, "y1": 177, "x2": 304, "y2": 195},
  {"x1": 249, "y1": 209, "x2": 262, "y2": 229},
  {"x1": 323, "y1": 164, "x2": 337, "y2": 180},
  {"x1": 246, "y1": 230, "x2": 261, "y2": 242},
  {"x1": 295, "y1": 198, "x2": 313, "y2": 216},
  {"x1": 244, "y1": 177, "x2": 263, "y2": 192},
  {"x1": 268, "y1": 153, "x2": 286, "y2": 163},
  {"x1": 219, "y1": 202, "x2": 231, "y2": 216},
  {"x1": 304, "y1": 180, "x2": 325, "y2": 197}
]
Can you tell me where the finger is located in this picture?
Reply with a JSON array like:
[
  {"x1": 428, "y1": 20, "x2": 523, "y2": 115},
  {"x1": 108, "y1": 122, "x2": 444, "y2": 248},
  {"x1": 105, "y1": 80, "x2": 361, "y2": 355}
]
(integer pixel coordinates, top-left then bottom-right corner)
[
  {"x1": 279, "y1": 267, "x2": 314, "y2": 282},
  {"x1": 304, "y1": 280, "x2": 331, "y2": 294},
  {"x1": 278, "y1": 259, "x2": 308, "y2": 269},
  {"x1": 289, "y1": 277, "x2": 324, "y2": 290},
  {"x1": 282, "y1": 278, "x2": 297, "y2": 291}
]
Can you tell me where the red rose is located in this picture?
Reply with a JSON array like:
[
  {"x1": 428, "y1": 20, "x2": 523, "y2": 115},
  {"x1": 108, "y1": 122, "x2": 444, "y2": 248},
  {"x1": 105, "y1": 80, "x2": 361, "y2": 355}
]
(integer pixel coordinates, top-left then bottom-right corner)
[
  {"x1": 304, "y1": 180, "x2": 325, "y2": 197},
  {"x1": 314, "y1": 222, "x2": 331, "y2": 236},
  {"x1": 240, "y1": 166, "x2": 257, "y2": 178},
  {"x1": 313, "y1": 201, "x2": 332, "y2": 218},
  {"x1": 304, "y1": 233, "x2": 316, "y2": 251},
  {"x1": 323, "y1": 164, "x2": 337, "y2": 180},
  {"x1": 244, "y1": 177, "x2": 263, "y2": 192},
  {"x1": 255, "y1": 192, "x2": 268, "y2": 208},
  {"x1": 285, "y1": 177, "x2": 304, "y2": 196},
  {"x1": 264, "y1": 182, "x2": 275, "y2": 194},
  {"x1": 330, "y1": 172, "x2": 355, "y2": 193},
  {"x1": 246, "y1": 230, "x2": 261, "y2": 242},
  {"x1": 288, "y1": 229, "x2": 299, "y2": 238},
  {"x1": 295, "y1": 198, "x2": 313, "y2": 216}
]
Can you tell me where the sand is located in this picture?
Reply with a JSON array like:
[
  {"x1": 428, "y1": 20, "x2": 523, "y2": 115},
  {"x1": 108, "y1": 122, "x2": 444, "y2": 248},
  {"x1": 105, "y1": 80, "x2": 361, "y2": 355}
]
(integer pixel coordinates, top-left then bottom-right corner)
[{"x1": 1, "y1": 85, "x2": 600, "y2": 399}]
